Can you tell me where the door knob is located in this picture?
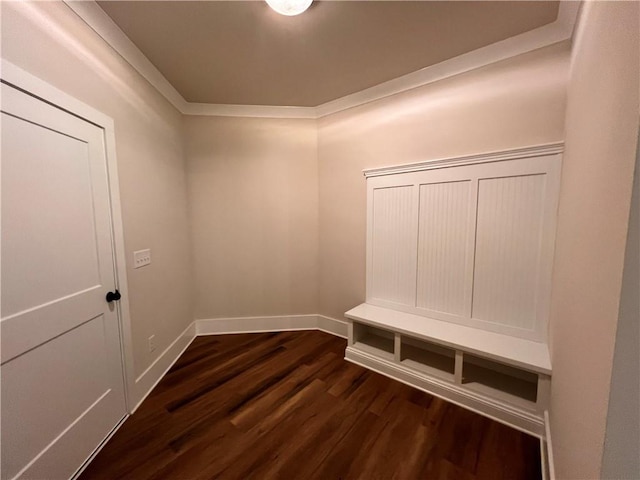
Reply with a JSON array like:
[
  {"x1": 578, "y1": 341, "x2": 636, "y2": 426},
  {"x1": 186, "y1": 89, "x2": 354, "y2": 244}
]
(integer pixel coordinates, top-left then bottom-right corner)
[{"x1": 106, "y1": 290, "x2": 121, "y2": 303}]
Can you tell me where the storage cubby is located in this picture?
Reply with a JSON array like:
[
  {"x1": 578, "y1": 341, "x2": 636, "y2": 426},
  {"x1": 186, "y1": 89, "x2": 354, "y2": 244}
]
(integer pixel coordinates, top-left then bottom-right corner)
[
  {"x1": 462, "y1": 355, "x2": 538, "y2": 409},
  {"x1": 352, "y1": 323, "x2": 395, "y2": 360},
  {"x1": 400, "y1": 336, "x2": 455, "y2": 381},
  {"x1": 345, "y1": 306, "x2": 552, "y2": 435}
]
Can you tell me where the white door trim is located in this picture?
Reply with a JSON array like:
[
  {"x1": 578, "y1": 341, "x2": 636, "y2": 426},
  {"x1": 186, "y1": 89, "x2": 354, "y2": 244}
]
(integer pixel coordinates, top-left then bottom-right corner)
[{"x1": 1, "y1": 59, "x2": 136, "y2": 412}]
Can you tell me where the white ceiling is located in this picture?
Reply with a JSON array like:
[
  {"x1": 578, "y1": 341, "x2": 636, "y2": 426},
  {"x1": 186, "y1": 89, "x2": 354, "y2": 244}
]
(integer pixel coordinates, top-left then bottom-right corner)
[{"x1": 96, "y1": 1, "x2": 560, "y2": 107}]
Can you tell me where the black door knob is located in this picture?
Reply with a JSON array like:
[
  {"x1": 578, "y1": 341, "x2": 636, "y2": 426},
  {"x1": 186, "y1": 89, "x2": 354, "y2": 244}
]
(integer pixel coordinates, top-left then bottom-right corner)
[{"x1": 106, "y1": 290, "x2": 122, "y2": 303}]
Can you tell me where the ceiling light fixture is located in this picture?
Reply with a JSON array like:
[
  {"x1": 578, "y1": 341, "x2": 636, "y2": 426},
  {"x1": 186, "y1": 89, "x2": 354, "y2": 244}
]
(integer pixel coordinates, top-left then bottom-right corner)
[{"x1": 265, "y1": 0, "x2": 313, "y2": 16}]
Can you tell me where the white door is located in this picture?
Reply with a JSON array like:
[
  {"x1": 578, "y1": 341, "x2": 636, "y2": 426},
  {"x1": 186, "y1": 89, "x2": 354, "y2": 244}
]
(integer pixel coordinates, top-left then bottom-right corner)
[{"x1": 1, "y1": 82, "x2": 127, "y2": 479}]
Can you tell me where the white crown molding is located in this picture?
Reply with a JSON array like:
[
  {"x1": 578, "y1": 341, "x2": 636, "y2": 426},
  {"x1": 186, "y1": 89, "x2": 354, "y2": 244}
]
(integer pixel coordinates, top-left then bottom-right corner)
[
  {"x1": 363, "y1": 142, "x2": 565, "y2": 178},
  {"x1": 183, "y1": 102, "x2": 317, "y2": 119},
  {"x1": 63, "y1": 0, "x2": 189, "y2": 112},
  {"x1": 316, "y1": 1, "x2": 580, "y2": 118},
  {"x1": 62, "y1": 0, "x2": 579, "y2": 120}
]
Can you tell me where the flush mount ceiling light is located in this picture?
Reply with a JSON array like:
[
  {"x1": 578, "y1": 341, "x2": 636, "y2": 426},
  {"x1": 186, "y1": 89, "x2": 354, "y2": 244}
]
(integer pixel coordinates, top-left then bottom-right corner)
[{"x1": 265, "y1": 0, "x2": 313, "y2": 16}]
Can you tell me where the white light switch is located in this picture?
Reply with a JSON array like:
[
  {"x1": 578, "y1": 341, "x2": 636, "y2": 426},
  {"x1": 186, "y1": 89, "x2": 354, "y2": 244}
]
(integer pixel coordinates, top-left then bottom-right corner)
[{"x1": 133, "y1": 249, "x2": 151, "y2": 268}]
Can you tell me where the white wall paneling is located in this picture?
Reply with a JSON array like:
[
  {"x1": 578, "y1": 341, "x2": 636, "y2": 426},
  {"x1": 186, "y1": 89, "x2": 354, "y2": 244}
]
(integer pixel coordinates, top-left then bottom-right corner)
[
  {"x1": 355, "y1": 145, "x2": 562, "y2": 433},
  {"x1": 417, "y1": 180, "x2": 474, "y2": 317},
  {"x1": 473, "y1": 174, "x2": 546, "y2": 332},
  {"x1": 365, "y1": 145, "x2": 562, "y2": 342},
  {"x1": 368, "y1": 185, "x2": 418, "y2": 307}
]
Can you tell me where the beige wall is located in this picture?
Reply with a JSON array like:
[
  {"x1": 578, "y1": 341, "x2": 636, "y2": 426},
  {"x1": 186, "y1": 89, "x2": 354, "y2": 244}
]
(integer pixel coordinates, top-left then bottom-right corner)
[
  {"x1": 548, "y1": 2, "x2": 640, "y2": 478},
  {"x1": 602, "y1": 133, "x2": 640, "y2": 480},
  {"x1": 184, "y1": 116, "x2": 319, "y2": 319},
  {"x1": 317, "y1": 42, "x2": 570, "y2": 320},
  {"x1": 1, "y1": 2, "x2": 194, "y2": 379},
  {"x1": 7, "y1": 6, "x2": 639, "y2": 477}
]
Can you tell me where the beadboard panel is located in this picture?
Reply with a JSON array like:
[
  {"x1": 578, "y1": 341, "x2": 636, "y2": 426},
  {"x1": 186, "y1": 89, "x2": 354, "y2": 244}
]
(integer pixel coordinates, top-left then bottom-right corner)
[
  {"x1": 369, "y1": 185, "x2": 417, "y2": 307},
  {"x1": 364, "y1": 148, "x2": 562, "y2": 342},
  {"x1": 416, "y1": 181, "x2": 471, "y2": 316},
  {"x1": 473, "y1": 174, "x2": 546, "y2": 331}
]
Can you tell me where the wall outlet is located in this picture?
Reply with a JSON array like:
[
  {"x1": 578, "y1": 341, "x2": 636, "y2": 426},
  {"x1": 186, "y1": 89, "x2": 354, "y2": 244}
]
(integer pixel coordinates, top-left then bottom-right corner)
[
  {"x1": 134, "y1": 249, "x2": 151, "y2": 269},
  {"x1": 148, "y1": 334, "x2": 156, "y2": 353}
]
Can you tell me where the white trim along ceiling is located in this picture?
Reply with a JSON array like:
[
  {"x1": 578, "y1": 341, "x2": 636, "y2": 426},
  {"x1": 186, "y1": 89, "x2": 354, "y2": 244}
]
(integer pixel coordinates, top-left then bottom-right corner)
[{"x1": 63, "y1": 0, "x2": 580, "y2": 119}]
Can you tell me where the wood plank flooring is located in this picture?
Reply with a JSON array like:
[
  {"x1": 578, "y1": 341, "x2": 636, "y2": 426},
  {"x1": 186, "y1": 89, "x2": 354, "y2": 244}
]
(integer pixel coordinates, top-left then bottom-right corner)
[{"x1": 80, "y1": 331, "x2": 541, "y2": 480}]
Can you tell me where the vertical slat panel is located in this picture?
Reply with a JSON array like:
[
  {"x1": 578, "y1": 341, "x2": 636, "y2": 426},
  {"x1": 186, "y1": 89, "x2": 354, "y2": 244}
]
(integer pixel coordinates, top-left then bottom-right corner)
[
  {"x1": 370, "y1": 186, "x2": 415, "y2": 306},
  {"x1": 472, "y1": 174, "x2": 546, "y2": 331},
  {"x1": 416, "y1": 181, "x2": 470, "y2": 315}
]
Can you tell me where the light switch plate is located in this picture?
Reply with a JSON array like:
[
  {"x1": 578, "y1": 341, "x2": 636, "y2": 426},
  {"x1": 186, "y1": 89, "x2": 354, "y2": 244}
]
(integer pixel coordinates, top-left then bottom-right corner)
[{"x1": 133, "y1": 249, "x2": 151, "y2": 268}]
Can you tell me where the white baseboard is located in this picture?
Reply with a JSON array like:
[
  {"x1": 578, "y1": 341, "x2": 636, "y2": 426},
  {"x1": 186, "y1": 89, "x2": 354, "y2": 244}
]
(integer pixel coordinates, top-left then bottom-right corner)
[
  {"x1": 196, "y1": 314, "x2": 318, "y2": 335},
  {"x1": 196, "y1": 314, "x2": 348, "y2": 338},
  {"x1": 345, "y1": 345, "x2": 545, "y2": 437},
  {"x1": 130, "y1": 314, "x2": 347, "y2": 413},
  {"x1": 71, "y1": 415, "x2": 128, "y2": 480},
  {"x1": 317, "y1": 315, "x2": 348, "y2": 338},
  {"x1": 131, "y1": 320, "x2": 197, "y2": 412},
  {"x1": 113, "y1": 313, "x2": 553, "y2": 475},
  {"x1": 542, "y1": 410, "x2": 555, "y2": 480}
]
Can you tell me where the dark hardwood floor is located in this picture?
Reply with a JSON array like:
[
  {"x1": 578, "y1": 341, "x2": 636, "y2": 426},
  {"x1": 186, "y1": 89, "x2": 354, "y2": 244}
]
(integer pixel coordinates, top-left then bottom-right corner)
[{"x1": 80, "y1": 331, "x2": 541, "y2": 480}]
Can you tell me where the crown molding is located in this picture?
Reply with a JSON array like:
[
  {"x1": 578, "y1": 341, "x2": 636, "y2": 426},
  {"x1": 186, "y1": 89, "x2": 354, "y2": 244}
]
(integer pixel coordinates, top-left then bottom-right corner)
[
  {"x1": 183, "y1": 102, "x2": 317, "y2": 119},
  {"x1": 362, "y1": 142, "x2": 565, "y2": 178},
  {"x1": 316, "y1": 2, "x2": 579, "y2": 118},
  {"x1": 63, "y1": 0, "x2": 189, "y2": 112},
  {"x1": 63, "y1": 0, "x2": 579, "y2": 120}
]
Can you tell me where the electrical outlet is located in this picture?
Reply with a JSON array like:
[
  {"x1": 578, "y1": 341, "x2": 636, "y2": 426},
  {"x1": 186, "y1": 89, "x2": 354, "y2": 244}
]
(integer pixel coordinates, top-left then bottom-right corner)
[
  {"x1": 134, "y1": 249, "x2": 151, "y2": 269},
  {"x1": 148, "y1": 335, "x2": 156, "y2": 353}
]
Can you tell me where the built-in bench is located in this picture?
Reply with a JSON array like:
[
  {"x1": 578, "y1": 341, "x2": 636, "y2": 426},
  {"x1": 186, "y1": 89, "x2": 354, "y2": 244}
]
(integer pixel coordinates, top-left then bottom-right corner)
[{"x1": 345, "y1": 303, "x2": 551, "y2": 436}]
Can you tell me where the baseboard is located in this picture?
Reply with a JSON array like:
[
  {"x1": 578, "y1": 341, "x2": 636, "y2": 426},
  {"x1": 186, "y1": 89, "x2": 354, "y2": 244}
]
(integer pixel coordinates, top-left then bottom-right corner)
[
  {"x1": 345, "y1": 346, "x2": 544, "y2": 437},
  {"x1": 71, "y1": 414, "x2": 128, "y2": 480},
  {"x1": 131, "y1": 314, "x2": 347, "y2": 412},
  {"x1": 131, "y1": 320, "x2": 197, "y2": 412},
  {"x1": 77, "y1": 315, "x2": 345, "y2": 478},
  {"x1": 107, "y1": 314, "x2": 552, "y2": 476},
  {"x1": 196, "y1": 314, "x2": 318, "y2": 335},
  {"x1": 196, "y1": 314, "x2": 348, "y2": 338},
  {"x1": 541, "y1": 410, "x2": 555, "y2": 480},
  {"x1": 317, "y1": 315, "x2": 348, "y2": 338}
]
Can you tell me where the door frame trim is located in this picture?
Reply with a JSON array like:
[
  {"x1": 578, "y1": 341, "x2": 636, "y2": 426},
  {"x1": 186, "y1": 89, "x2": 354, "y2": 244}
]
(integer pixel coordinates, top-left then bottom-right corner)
[{"x1": 1, "y1": 59, "x2": 136, "y2": 412}]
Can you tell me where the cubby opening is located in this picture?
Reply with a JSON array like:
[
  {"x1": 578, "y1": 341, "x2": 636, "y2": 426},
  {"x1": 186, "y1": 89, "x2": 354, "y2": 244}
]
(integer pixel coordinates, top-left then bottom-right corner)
[
  {"x1": 400, "y1": 336, "x2": 455, "y2": 381},
  {"x1": 462, "y1": 355, "x2": 538, "y2": 408},
  {"x1": 352, "y1": 323, "x2": 395, "y2": 359}
]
